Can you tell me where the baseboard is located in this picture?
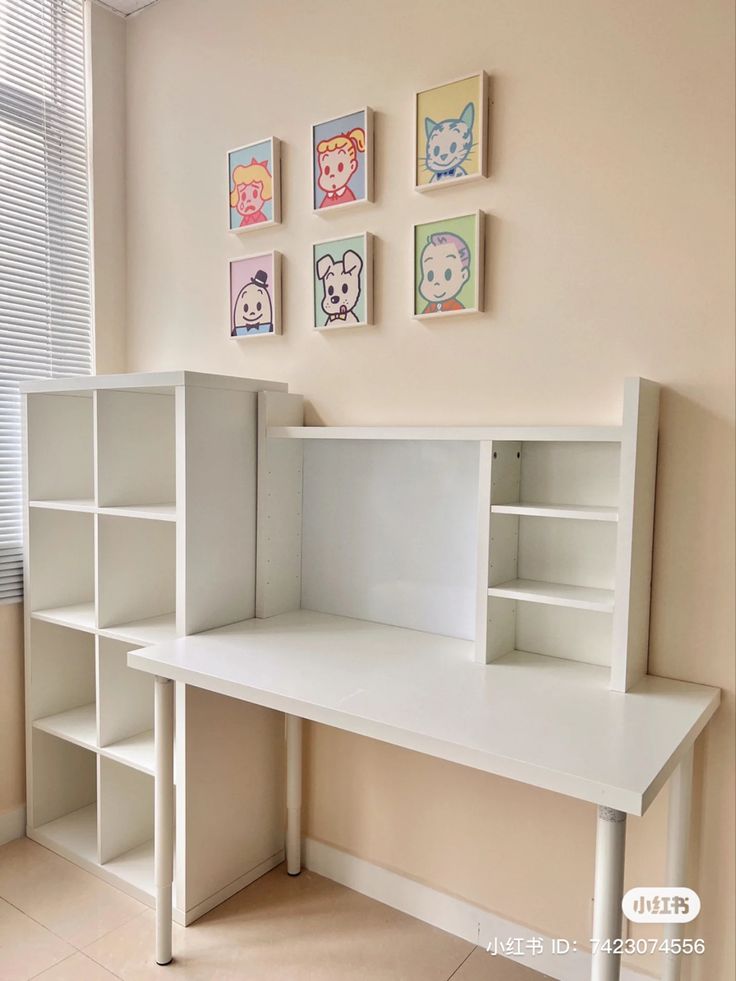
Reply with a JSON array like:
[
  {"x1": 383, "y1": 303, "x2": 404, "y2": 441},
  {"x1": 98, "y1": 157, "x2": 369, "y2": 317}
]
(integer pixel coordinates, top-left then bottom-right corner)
[
  {"x1": 0, "y1": 807, "x2": 26, "y2": 846},
  {"x1": 303, "y1": 837, "x2": 651, "y2": 981}
]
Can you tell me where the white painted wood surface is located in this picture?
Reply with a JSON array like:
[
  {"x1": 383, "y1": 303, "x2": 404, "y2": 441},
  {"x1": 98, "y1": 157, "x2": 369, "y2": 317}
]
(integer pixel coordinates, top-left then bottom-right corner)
[
  {"x1": 20, "y1": 370, "x2": 288, "y2": 395},
  {"x1": 256, "y1": 391, "x2": 304, "y2": 618},
  {"x1": 301, "y1": 439, "x2": 479, "y2": 639},
  {"x1": 129, "y1": 609, "x2": 719, "y2": 816},
  {"x1": 611, "y1": 378, "x2": 660, "y2": 692},
  {"x1": 269, "y1": 425, "x2": 623, "y2": 442}
]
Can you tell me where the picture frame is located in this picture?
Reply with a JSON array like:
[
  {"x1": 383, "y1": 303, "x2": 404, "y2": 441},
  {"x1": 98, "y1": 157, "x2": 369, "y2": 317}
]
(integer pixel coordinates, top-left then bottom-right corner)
[
  {"x1": 228, "y1": 251, "x2": 282, "y2": 337},
  {"x1": 413, "y1": 71, "x2": 488, "y2": 191},
  {"x1": 412, "y1": 211, "x2": 484, "y2": 319},
  {"x1": 227, "y1": 137, "x2": 281, "y2": 233},
  {"x1": 312, "y1": 232, "x2": 373, "y2": 330},
  {"x1": 311, "y1": 108, "x2": 373, "y2": 213}
]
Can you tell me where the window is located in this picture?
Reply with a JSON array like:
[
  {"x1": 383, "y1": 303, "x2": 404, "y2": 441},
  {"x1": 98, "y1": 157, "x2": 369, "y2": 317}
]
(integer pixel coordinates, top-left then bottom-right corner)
[{"x1": 0, "y1": 0, "x2": 93, "y2": 602}]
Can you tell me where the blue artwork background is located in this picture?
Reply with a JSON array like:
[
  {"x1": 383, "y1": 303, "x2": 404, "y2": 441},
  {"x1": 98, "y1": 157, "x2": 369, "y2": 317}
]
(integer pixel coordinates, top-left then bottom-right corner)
[
  {"x1": 312, "y1": 110, "x2": 367, "y2": 209},
  {"x1": 228, "y1": 139, "x2": 274, "y2": 229}
]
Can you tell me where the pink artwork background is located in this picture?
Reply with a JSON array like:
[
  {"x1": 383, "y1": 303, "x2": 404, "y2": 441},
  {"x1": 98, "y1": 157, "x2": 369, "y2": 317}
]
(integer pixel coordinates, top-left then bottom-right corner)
[{"x1": 229, "y1": 253, "x2": 275, "y2": 329}]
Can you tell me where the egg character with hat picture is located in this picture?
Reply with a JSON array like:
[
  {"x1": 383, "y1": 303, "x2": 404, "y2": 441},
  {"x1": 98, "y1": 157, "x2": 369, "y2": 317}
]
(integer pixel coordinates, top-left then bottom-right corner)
[{"x1": 228, "y1": 252, "x2": 282, "y2": 337}]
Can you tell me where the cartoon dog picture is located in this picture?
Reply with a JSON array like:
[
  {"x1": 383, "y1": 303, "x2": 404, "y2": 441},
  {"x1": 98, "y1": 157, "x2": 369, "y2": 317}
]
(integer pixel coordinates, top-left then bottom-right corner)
[
  {"x1": 232, "y1": 269, "x2": 274, "y2": 336},
  {"x1": 316, "y1": 249, "x2": 364, "y2": 326}
]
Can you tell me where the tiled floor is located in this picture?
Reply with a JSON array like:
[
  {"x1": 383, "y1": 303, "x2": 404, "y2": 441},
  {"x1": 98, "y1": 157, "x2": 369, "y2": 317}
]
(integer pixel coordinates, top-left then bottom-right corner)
[{"x1": 0, "y1": 838, "x2": 548, "y2": 981}]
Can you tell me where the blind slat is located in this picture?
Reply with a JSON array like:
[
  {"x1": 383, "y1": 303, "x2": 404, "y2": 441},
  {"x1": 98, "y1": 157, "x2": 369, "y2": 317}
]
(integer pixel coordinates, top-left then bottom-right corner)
[{"x1": 0, "y1": 0, "x2": 92, "y2": 602}]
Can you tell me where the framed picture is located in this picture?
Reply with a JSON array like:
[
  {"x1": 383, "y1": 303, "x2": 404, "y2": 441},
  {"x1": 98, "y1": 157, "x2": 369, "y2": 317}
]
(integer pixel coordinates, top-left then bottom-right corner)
[
  {"x1": 412, "y1": 211, "x2": 484, "y2": 319},
  {"x1": 312, "y1": 233, "x2": 373, "y2": 330},
  {"x1": 414, "y1": 71, "x2": 487, "y2": 191},
  {"x1": 228, "y1": 252, "x2": 281, "y2": 337},
  {"x1": 227, "y1": 137, "x2": 281, "y2": 232},
  {"x1": 311, "y1": 108, "x2": 373, "y2": 212}
]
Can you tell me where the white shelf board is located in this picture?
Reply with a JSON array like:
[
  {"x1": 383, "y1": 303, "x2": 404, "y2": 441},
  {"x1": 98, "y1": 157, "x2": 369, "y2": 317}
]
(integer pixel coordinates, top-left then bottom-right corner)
[
  {"x1": 488, "y1": 579, "x2": 615, "y2": 613},
  {"x1": 20, "y1": 370, "x2": 287, "y2": 396},
  {"x1": 102, "y1": 838, "x2": 155, "y2": 898},
  {"x1": 491, "y1": 502, "x2": 619, "y2": 522},
  {"x1": 33, "y1": 704, "x2": 97, "y2": 750},
  {"x1": 29, "y1": 499, "x2": 96, "y2": 513},
  {"x1": 100, "y1": 613, "x2": 177, "y2": 647},
  {"x1": 32, "y1": 803, "x2": 97, "y2": 865},
  {"x1": 268, "y1": 425, "x2": 623, "y2": 443},
  {"x1": 98, "y1": 504, "x2": 176, "y2": 522},
  {"x1": 101, "y1": 730, "x2": 154, "y2": 775},
  {"x1": 128, "y1": 610, "x2": 720, "y2": 815},
  {"x1": 31, "y1": 602, "x2": 96, "y2": 633}
]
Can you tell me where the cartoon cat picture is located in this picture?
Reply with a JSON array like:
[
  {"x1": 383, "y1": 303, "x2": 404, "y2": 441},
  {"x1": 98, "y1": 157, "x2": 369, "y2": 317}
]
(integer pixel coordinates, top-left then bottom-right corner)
[
  {"x1": 423, "y1": 102, "x2": 475, "y2": 183},
  {"x1": 232, "y1": 269, "x2": 274, "y2": 336}
]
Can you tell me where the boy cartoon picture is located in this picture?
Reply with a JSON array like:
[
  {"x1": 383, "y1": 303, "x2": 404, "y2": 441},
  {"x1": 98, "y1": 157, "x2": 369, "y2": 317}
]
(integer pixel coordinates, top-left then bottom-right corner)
[
  {"x1": 227, "y1": 138, "x2": 280, "y2": 231},
  {"x1": 413, "y1": 212, "x2": 483, "y2": 318},
  {"x1": 229, "y1": 252, "x2": 281, "y2": 337},
  {"x1": 312, "y1": 110, "x2": 373, "y2": 210},
  {"x1": 418, "y1": 232, "x2": 471, "y2": 313},
  {"x1": 230, "y1": 159, "x2": 272, "y2": 227}
]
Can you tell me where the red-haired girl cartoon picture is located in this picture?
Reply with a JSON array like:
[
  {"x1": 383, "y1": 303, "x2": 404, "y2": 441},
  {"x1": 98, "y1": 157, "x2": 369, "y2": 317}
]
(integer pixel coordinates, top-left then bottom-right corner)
[{"x1": 312, "y1": 110, "x2": 372, "y2": 211}]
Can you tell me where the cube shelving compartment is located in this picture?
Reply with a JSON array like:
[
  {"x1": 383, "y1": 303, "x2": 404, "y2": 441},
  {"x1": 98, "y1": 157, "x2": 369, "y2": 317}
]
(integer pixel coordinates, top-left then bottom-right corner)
[{"x1": 23, "y1": 372, "x2": 289, "y2": 923}]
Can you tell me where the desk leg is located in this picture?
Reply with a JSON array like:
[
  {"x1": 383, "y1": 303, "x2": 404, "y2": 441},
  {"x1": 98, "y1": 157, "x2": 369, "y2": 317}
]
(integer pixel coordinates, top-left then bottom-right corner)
[
  {"x1": 662, "y1": 747, "x2": 694, "y2": 981},
  {"x1": 286, "y1": 715, "x2": 303, "y2": 875},
  {"x1": 154, "y1": 677, "x2": 175, "y2": 966},
  {"x1": 591, "y1": 806, "x2": 627, "y2": 981}
]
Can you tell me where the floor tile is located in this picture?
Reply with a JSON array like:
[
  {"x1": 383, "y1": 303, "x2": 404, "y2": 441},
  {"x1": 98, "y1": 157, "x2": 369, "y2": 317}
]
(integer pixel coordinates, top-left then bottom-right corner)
[
  {"x1": 0, "y1": 838, "x2": 144, "y2": 948},
  {"x1": 86, "y1": 866, "x2": 474, "y2": 980},
  {"x1": 0, "y1": 897, "x2": 74, "y2": 981},
  {"x1": 449, "y1": 946, "x2": 552, "y2": 980},
  {"x1": 32, "y1": 952, "x2": 119, "y2": 980}
]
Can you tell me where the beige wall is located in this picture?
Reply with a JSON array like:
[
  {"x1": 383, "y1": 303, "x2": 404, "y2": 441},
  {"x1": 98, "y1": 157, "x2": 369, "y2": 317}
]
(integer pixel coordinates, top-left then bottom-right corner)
[
  {"x1": 0, "y1": 603, "x2": 25, "y2": 821},
  {"x1": 119, "y1": 0, "x2": 734, "y2": 976},
  {"x1": 90, "y1": 1, "x2": 127, "y2": 375}
]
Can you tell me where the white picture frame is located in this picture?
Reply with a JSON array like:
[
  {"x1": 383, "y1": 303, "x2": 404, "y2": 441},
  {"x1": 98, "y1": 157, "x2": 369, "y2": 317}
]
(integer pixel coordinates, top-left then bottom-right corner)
[
  {"x1": 228, "y1": 251, "x2": 282, "y2": 338},
  {"x1": 312, "y1": 232, "x2": 374, "y2": 330},
  {"x1": 227, "y1": 137, "x2": 281, "y2": 233},
  {"x1": 413, "y1": 71, "x2": 488, "y2": 192},
  {"x1": 412, "y1": 211, "x2": 484, "y2": 320},
  {"x1": 311, "y1": 108, "x2": 374, "y2": 213}
]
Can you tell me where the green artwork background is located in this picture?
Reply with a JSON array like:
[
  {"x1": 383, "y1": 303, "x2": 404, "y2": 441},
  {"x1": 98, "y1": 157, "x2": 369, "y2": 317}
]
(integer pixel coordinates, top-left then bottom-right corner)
[
  {"x1": 313, "y1": 234, "x2": 367, "y2": 328},
  {"x1": 414, "y1": 213, "x2": 478, "y2": 315}
]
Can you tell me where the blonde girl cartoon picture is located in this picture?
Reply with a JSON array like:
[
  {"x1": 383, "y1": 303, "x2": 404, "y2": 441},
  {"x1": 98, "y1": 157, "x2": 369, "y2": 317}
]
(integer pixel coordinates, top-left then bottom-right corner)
[
  {"x1": 227, "y1": 138, "x2": 281, "y2": 232},
  {"x1": 311, "y1": 109, "x2": 373, "y2": 211},
  {"x1": 230, "y1": 159, "x2": 271, "y2": 227}
]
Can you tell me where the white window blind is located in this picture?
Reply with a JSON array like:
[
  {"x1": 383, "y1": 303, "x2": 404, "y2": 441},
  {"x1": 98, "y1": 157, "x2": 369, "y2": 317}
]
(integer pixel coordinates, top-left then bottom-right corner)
[{"x1": 0, "y1": 0, "x2": 93, "y2": 602}]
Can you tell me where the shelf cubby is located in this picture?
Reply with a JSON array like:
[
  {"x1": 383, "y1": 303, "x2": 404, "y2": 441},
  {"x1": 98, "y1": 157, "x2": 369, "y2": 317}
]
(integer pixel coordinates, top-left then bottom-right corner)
[
  {"x1": 98, "y1": 757, "x2": 153, "y2": 866},
  {"x1": 96, "y1": 389, "x2": 176, "y2": 510},
  {"x1": 26, "y1": 392, "x2": 94, "y2": 505},
  {"x1": 28, "y1": 508, "x2": 95, "y2": 622},
  {"x1": 30, "y1": 731, "x2": 97, "y2": 860},
  {"x1": 97, "y1": 514, "x2": 176, "y2": 632},
  {"x1": 27, "y1": 620, "x2": 96, "y2": 726},
  {"x1": 98, "y1": 636, "x2": 153, "y2": 768}
]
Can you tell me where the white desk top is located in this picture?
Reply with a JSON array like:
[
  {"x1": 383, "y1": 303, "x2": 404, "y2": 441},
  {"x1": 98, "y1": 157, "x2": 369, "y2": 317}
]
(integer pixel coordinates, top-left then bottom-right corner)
[{"x1": 129, "y1": 610, "x2": 719, "y2": 816}]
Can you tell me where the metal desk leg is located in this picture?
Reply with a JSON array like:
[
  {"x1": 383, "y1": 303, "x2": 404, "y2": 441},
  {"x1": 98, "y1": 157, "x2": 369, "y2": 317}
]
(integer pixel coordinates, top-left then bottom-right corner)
[
  {"x1": 286, "y1": 715, "x2": 303, "y2": 875},
  {"x1": 155, "y1": 677, "x2": 175, "y2": 966},
  {"x1": 591, "y1": 806, "x2": 627, "y2": 981},
  {"x1": 662, "y1": 747, "x2": 694, "y2": 981}
]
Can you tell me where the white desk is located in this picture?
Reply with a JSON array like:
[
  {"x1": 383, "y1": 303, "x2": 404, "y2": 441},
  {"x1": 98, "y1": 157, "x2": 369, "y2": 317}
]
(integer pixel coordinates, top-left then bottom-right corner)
[{"x1": 129, "y1": 610, "x2": 720, "y2": 980}]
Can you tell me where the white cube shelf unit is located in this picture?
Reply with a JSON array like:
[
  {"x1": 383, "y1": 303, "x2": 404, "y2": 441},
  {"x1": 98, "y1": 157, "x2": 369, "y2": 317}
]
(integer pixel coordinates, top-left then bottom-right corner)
[
  {"x1": 260, "y1": 377, "x2": 658, "y2": 692},
  {"x1": 22, "y1": 371, "x2": 290, "y2": 924}
]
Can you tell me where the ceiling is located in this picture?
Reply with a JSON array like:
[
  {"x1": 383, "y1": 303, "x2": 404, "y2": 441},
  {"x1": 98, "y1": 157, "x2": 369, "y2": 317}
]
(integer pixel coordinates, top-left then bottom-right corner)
[{"x1": 99, "y1": 0, "x2": 161, "y2": 15}]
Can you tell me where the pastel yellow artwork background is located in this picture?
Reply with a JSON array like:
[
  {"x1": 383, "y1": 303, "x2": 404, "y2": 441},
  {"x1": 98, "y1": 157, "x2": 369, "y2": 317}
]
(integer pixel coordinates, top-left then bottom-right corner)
[{"x1": 415, "y1": 75, "x2": 482, "y2": 186}]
